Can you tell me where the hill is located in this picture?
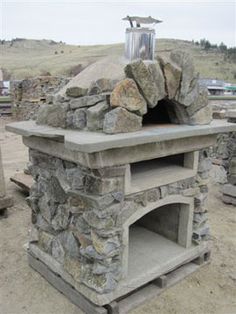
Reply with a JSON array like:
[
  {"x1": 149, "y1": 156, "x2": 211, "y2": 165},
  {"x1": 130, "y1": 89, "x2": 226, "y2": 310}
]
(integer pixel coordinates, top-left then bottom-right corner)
[{"x1": 0, "y1": 38, "x2": 236, "y2": 83}]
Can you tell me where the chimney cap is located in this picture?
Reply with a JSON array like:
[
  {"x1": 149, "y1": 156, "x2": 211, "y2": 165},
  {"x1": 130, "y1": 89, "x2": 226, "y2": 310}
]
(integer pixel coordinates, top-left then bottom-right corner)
[{"x1": 122, "y1": 15, "x2": 162, "y2": 28}]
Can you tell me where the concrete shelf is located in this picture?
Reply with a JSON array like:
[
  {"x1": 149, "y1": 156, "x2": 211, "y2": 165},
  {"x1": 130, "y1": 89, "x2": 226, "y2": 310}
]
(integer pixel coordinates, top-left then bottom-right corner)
[
  {"x1": 126, "y1": 152, "x2": 198, "y2": 194},
  {"x1": 128, "y1": 161, "x2": 195, "y2": 194}
]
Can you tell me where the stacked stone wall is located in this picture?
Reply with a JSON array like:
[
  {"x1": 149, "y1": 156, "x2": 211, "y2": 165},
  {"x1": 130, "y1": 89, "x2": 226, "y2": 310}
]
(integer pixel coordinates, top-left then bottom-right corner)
[{"x1": 10, "y1": 76, "x2": 70, "y2": 120}]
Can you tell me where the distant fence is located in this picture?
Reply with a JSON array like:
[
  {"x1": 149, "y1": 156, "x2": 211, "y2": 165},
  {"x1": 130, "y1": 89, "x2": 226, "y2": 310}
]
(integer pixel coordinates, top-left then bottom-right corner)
[{"x1": 208, "y1": 95, "x2": 236, "y2": 101}]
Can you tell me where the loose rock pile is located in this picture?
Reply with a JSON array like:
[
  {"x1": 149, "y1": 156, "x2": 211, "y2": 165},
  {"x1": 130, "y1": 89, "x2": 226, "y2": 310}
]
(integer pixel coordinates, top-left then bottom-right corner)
[{"x1": 36, "y1": 51, "x2": 212, "y2": 134}]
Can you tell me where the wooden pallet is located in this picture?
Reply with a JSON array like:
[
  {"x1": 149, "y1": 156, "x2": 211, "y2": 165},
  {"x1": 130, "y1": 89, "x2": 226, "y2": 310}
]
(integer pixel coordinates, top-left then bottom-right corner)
[{"x1": 28, "y1": 250, "x2": 210, "y2": 314}]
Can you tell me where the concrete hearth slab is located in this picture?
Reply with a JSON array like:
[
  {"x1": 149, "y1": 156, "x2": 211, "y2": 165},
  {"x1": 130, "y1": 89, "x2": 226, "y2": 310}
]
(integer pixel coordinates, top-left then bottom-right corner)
[{"x1": 6, "y1": 120, "x2": 236, "y2": 153}]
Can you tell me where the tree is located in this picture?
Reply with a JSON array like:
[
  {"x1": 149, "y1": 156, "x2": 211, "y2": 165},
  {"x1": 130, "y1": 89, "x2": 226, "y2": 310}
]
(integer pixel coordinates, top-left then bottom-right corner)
[
  {"x1": 204, "y1": 40, "x2": 211, "y2": 50},
  {"x1": 219, "y1": 42, "x2": 227, "y2": 53}
]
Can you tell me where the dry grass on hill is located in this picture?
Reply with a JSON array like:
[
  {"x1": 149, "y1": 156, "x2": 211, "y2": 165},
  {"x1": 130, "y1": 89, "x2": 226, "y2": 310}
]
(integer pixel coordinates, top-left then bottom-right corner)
[{"x1": 0, "y1": 38, "x2": 236, "y2": 83}]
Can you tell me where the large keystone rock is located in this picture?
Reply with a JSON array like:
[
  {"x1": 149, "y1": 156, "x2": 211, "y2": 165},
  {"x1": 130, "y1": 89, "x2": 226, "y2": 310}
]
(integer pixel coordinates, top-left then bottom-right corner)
[
  {"x1": 125, "y1": 60, "x2": 164, "y2": 108},
  {"x1": 146, "y1": 62, "x2": 166, "y2": 101},
  {"x1": 36, "y1": 104, "x2": 68, "y2": 128},
  {"x1": 87, "y1": 101, "x2": 109, "y2": 131},
  {"x1": 110, "y1": 78, "x2": 147, "y2": 116},
  {"x1": 103, "y1": 107, "x2": 142, "y2": 134},
  {"x1": 170, "y1": 50, "x2": 196, "y2": 104},
  {"x1": 158, "y1": 56, "x2": 181, "y2": 99}
]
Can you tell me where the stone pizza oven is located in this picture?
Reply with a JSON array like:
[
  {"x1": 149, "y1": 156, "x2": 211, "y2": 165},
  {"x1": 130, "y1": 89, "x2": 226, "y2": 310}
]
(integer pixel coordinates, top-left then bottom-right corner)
[
  {"x1": 35, "y1": 50, "x2": 212, "y2": 133},
  {"x1": 5, "y1": 17, "x2": 236, "y2": 312}
]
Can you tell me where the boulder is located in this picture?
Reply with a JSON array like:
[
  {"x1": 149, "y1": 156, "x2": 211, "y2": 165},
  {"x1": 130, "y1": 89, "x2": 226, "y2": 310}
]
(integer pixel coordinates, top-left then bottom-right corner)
[
  {"x1": 66, "y1": 111, "x2": 74, "y2": 128},
  {"x1": 146, "y1": 62, "x2": 166, "y2": 100},
  {"x1": 186, "y1": 87, "x2": 208, "y2": 116},
  {"x1": 103, "y1": 107, "x2": 142, "y2": 134},
  {"x1": 88, "y1": 78, "x2": 118, "y2": 95},
  {"x1": 110, "y1": 78, "x2": 147, "y2": 116},
  {"x1": 170, "y1": 50, "x2": 196, "y2": 104},
  {"x1": 70, "y1": 94, "x2": 107, "y2": 109},
  {"x1": 36, "y1": 104, "x2": 68, "y2": 128},
  {"x1": 73, "y1": 108, "x2": 87, "y2": 129},
  {"x1": 66, "y1": 86, "x2": 88, "y2": 98},
  {"x1": 87, "y1": 101, "x2": 109, "y2": 131},
  {"x1": 125, "y1": 60, "x2": 162, "y2": 108},
  {"x1": 158, "y1": 56, "x2": 181, "y2": 99},
  {"x1": 189, "y1": 105, "x2": 212, "y2": 125}
]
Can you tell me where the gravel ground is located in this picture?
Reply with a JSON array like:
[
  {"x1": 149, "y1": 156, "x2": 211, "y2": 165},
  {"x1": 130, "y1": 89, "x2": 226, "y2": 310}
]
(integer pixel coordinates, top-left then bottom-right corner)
[{"x1": 0, "y1": 117, "x2": 236, "y2": 314}]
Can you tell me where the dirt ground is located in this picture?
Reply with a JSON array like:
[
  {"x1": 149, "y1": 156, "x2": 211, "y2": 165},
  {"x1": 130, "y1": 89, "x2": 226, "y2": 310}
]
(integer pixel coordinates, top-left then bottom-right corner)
[{"x1": 0, "y1": 117, "x2": 235, "y2": 314}]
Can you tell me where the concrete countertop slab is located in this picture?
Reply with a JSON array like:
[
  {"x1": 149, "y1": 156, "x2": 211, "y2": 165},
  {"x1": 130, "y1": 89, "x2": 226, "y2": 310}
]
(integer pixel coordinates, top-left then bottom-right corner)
[{"x1": 6, "y1": 120, "x2": 236, "y2": 153}]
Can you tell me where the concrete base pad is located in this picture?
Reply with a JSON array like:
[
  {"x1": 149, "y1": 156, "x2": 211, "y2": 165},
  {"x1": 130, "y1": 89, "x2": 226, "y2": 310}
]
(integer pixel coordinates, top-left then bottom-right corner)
[
  {"x1": 29, "y1": 236, "x2": 208, "y2": 306},
  {"x1": 28, "y1": 249, "x2": 210, "y2": 313}
]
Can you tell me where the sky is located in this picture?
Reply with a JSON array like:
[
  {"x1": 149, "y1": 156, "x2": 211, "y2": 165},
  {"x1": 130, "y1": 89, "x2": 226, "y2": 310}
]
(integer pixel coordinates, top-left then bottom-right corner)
[{"x1": 1, "y1": 0, "x2": 236, "y2": 47}]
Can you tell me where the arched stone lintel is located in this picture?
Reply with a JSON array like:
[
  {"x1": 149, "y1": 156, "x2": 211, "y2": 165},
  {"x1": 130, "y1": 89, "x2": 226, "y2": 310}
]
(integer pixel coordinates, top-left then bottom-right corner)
[{"x1": 123, "y1": 195, "x2": 193, "y2": 228}]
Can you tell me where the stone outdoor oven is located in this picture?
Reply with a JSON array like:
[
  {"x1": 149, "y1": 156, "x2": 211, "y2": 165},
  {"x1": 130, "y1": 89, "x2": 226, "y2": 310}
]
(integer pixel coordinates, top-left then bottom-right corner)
[{"x1": 6, "y1": 17, "x2": 236, "y2": 312}]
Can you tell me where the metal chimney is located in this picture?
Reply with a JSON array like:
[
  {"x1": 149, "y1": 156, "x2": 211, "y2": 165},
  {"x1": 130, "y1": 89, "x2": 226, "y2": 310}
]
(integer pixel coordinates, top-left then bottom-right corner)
[{"x1": 123, "y1": 16, "x2": 162, "y2": 61}]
